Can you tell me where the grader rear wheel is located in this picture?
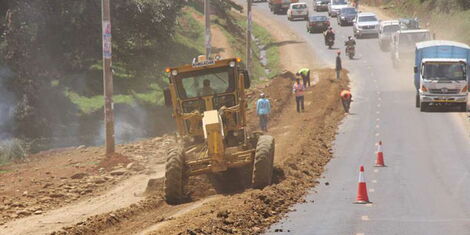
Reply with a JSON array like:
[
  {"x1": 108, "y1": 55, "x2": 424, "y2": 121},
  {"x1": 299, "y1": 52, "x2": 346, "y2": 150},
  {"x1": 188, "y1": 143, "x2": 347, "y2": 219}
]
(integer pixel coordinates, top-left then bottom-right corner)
[
  {"x1": 253, "y1": 135, "x2": 275, "y2": 189},
  {"x1": 164, "y1": 147, "x2": 185, "y2": 204}
]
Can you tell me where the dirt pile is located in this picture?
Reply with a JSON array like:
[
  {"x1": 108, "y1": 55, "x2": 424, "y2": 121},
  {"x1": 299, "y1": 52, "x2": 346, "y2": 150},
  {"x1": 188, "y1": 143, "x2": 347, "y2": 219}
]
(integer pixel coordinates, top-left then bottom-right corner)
[{"x1": 0, "y1": 136, "x2": 174, "y2": 225}]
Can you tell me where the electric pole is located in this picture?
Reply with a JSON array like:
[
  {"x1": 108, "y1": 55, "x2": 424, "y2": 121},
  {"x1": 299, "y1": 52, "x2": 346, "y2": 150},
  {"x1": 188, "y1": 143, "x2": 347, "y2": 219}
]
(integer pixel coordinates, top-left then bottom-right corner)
[
  {"x1": 246, "y1": 0, "x2": 252, "y2": 76},
  {"x1": 204, "y1": 0, "x2": 211, "y2": 57},
  {"x1": 101, "y1": 0, "x2": 115, "y2": 155}
]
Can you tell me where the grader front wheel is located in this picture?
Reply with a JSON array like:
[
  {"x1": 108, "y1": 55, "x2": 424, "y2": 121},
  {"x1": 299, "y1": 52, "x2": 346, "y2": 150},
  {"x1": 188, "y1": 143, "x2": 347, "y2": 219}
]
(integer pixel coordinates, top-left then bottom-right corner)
[
  {"x1": 164, "y1": 147, "x2": 185, "y2": 204},
  {"x1": 253, "y1": 135, "x2": 275, "y2": 189}
]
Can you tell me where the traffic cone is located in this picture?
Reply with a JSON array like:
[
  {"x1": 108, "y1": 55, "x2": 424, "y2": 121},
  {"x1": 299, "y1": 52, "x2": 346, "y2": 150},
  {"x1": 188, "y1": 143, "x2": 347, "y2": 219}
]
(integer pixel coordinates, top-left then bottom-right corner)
[
  {"x1": 355, "y1": 165, "x2": 370, "y2": 204},
  {"x1": 375, "y1": 141, "x2": 386, "y2": 167}
]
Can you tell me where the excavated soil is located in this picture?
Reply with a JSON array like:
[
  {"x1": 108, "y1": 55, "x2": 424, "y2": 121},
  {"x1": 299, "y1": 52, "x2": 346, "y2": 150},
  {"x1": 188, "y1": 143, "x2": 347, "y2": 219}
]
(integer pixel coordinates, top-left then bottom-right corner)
[
  {"x1": 48, "y1": 69, "x2": 349, "y2": 235},
  {"x1": 0, "y1": 137, "x2": 172, "y2": 225}
]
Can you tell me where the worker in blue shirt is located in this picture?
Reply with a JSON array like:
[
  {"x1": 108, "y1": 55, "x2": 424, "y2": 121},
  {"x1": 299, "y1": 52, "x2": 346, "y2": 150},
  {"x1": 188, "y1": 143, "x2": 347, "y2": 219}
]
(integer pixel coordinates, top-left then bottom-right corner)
[{"x1": 256, "y1": 93, "x2": 271, "y2": 132}]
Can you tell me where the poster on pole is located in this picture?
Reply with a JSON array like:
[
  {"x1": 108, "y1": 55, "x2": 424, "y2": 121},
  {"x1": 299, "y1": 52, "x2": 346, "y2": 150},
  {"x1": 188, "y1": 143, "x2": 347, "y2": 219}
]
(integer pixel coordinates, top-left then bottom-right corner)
[{"x1": 102, "y1": 21, "x2": 112, "y2": 59}]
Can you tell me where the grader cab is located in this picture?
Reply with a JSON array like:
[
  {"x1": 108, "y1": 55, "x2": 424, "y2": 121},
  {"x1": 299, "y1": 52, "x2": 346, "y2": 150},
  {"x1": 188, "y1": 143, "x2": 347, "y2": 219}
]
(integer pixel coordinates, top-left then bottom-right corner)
[{"x1": 162, "y1": 56, "x2": 275, "y2": 204}]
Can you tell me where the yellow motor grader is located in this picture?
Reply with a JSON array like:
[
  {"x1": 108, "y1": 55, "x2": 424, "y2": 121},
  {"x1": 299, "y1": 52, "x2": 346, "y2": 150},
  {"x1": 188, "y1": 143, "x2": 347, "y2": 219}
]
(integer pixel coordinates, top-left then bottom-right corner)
[{"x1": 162, "y1": 56, "x2": 275, "y2": 204}]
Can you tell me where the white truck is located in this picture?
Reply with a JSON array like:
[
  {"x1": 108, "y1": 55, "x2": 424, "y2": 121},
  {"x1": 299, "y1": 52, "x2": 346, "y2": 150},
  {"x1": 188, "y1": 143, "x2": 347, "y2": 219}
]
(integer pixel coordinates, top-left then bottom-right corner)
[
  {"x1": 414, "y1": 40, "x2": 469, "y2": 112},
  {"x1": 391, "y1": 29, "x2": 432, "y2": 68}
]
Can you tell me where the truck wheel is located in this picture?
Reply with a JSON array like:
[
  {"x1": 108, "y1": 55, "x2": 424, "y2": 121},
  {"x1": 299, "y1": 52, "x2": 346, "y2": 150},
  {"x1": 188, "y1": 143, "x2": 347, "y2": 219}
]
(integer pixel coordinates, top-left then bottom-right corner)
[
  {"x1": 164, "y1": 147, "x2": 185, "y2": 204},
  {"x1": 420, "y1": 102, "x2": 428, "y2": 112},
  {"x1": 253, "y1": 135, "x2": 275, "y2": 189},
  {"x1": 415, "y1": 94, "x2": 420, "y2": 108}
]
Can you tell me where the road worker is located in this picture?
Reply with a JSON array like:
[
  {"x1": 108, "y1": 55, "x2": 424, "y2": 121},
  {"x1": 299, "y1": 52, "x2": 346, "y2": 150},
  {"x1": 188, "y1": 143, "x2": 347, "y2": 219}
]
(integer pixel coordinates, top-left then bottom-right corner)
[
  {"x1": 340, "y1": 89, "x2": 352, "y2": 113},
  {"x1": 256, "y1": 93, "x2": 271, "y2": 132},
  {"x1": 336, "y1": 51, "x2": 342, "y2": 80},
  {"x1": 296, "y1": 68, "x2": 311, "y2": 87},
  {"x1": 293, "y1": 78, "x2": 306, "y2": 112}
]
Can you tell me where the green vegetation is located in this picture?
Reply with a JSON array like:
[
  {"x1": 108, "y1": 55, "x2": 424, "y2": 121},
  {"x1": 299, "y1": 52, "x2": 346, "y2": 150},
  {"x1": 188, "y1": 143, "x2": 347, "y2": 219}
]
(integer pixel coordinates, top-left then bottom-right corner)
[
  {"x1": 214, "y1": 12, "x2": 280, "y2": 84},
  {"x1": 0, "y1": 139, "x2": 29, "y2": 164}
]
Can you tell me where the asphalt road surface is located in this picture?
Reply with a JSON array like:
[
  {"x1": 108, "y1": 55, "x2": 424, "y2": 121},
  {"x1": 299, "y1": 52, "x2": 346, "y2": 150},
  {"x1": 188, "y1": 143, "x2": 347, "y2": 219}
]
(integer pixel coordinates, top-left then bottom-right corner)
[{"x1": 251, "y1": 2, "x2": 470, "y2": 235}]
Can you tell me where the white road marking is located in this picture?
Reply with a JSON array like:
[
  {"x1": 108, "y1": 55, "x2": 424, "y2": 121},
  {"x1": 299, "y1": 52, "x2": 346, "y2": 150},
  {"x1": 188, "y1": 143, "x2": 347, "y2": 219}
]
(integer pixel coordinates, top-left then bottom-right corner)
[
  {"x1": 365, "y1": 203, "x2": 373, "y2": 207},
  {"x1": 376, "y1": 118, "x2": 380, "y2": 122},
  {"x1": 377, "y1": 104, "x2": 381, "y2": 108},
  {"x1": 372, "y1": 180, "x2": 378, "y2": 183},
  {"x1": 375, "y1": 133, "x2": 380, "y2": 137},
  {"x1": 376, "y1": 111, "x2": 380, "y2": 114},
  {"x1": 373, "y1": 169, "x2": 379, "y2": 173},
  {"x1": 356, "y1": 233, "x2": 365, "y2": 235},
  {"x1": 361, "y1": 215, "x2": 370, "y2": 221},
  {"x1": 376, "y1": 125, "x2": 380, "y2": 128}
]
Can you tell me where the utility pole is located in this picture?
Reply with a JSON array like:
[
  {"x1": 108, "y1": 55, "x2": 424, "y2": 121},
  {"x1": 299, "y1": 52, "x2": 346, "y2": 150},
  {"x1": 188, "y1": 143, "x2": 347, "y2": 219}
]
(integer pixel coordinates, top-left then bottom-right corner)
[
  {"x1": 101, "y1": 0, "x2": 115, "y2": 155},
  {"x1": 204, "y1": 0, "x2": 211, "y2": 58},
  {"x1": 246, "y1": 0, "x2": 252, "y2": 76}
]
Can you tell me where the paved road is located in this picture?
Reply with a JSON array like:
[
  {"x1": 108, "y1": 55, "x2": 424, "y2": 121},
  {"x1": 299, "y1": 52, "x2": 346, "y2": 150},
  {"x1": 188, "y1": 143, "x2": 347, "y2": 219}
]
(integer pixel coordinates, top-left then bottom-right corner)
[{"x1": 250, "y1": 3, "x2": 470, "y2": 235}]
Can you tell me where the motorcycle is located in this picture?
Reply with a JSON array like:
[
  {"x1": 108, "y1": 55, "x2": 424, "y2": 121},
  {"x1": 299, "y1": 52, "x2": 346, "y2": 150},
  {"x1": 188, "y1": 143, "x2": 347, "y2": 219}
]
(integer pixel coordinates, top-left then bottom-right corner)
[
  {"x1": 346, "y1": 45, "x2": 355, "y2": 59},
  {"x1": 327, "y1": 38, "x2": 335, "y2": 49},
  {"x1": 324, "y1": 31, "x2": 335, "y2": 49}
]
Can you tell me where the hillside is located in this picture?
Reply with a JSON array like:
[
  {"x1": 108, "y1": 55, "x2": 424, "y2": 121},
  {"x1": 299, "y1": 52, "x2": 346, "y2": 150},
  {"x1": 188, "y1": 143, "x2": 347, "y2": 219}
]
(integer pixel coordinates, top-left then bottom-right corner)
[{"x1": 363, "y1": 0, "x2": 470, "y2": 44}]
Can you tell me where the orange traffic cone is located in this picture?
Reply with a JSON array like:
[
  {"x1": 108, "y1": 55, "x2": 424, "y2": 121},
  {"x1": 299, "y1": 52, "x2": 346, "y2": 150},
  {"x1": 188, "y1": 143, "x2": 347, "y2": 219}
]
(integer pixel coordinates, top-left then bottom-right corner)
[
  {"x1": 355, "y1": 165, "x2": 370, "y2": 204},
  {"x1": 375, "y1": 141, "x2": 386, "y2": 167}
]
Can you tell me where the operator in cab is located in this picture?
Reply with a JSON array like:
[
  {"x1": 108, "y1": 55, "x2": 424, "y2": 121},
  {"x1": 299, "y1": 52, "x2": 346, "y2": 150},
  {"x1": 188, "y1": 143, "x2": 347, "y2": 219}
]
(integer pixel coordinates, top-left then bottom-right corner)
[{"x1": 198, "y1": 79, "x2": 215, "y2": 96}]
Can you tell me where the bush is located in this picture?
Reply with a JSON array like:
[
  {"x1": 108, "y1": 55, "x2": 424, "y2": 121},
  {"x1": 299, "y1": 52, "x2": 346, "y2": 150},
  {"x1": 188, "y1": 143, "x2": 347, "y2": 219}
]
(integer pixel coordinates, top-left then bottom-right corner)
[{"x1": 0, "y1": 138, "x2": 29, "y2": 163}]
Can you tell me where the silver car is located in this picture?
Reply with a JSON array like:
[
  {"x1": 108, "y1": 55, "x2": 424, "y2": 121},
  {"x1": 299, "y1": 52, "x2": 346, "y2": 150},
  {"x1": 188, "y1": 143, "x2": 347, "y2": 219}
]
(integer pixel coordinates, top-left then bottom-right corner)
[
  {"x1": 328, "y1": 0, "x2": 348, "y2": 17},
  {"x1": 353, "y1": 12, "x2": 380, "y2": 38}
]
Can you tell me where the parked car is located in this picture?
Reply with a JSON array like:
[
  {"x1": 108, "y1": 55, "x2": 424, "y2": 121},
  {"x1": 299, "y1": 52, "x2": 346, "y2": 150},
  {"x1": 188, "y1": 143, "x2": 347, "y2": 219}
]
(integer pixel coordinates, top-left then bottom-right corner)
[
  {"x1": 313, "y1": 0, "x2": 330, "y2": 11},
  {"x1": 337, "y1": 7, "x2": 357, "y2": 26},
  {"x1": 287, "y1": 2, "x2": 309, "y2": 21},
  {"x1": 328, "y1": 0, "x2": 348, "y2": 17},
  {"x1": 353, "y1": 12, "x2": 380, "y2": 38},
  {"x1": 306, "y1": 15, "x2": 330, "y2": 33},
  {"x1": 378, "y1": 20, "x2": 400, "y2": 51}
]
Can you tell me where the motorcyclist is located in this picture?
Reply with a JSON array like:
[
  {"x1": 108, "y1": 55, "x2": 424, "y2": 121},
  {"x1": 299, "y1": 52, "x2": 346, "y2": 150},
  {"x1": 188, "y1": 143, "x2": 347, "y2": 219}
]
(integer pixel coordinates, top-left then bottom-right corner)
[
  {"x1": 344, "y1": 36, "x2": 356, "y2": 54},
  {"x1": 324, "y1": 27, "x2": 335, "y2": 46}
]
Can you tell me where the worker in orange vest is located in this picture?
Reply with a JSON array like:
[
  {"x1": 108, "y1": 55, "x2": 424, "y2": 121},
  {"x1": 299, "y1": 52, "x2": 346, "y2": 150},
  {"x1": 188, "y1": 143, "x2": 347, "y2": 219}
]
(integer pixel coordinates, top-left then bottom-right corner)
[
  {"x1": 293, "y1": 78, "x2": 306, "y2": 112},
  {"x1": 340, "y1": 89, "x2": 352, "y2": 113}
]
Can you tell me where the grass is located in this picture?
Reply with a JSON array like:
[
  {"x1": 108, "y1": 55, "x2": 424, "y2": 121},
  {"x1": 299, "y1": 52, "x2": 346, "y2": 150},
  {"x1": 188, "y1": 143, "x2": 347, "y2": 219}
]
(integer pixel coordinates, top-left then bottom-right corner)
[
  {"x1": 216, "y1": 12, "x2": 281, "y2": 84},
  {"x1": 0, "y1": 139, "x2": 29, "y2": 165}
]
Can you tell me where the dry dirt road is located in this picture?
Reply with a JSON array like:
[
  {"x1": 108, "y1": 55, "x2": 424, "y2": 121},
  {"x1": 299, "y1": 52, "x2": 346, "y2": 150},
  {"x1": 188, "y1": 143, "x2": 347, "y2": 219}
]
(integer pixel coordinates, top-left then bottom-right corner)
[{"x1": 0, "y1": 5, "x2": 349, "y2": 235}]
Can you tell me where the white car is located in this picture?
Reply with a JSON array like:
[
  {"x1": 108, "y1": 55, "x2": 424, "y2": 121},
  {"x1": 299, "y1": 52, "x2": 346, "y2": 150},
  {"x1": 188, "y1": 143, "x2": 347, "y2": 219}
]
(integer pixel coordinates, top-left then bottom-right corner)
[
  {"x1": 328, "y1": 0, "x2": 348, "y2": 17},
  {"x1": 378, "y1": 20, "x2": 400, "y2": 51},
  {"x1": 287, "y1": 2, "x2": 309, "y2": 21},
  {"x1": 353, "y1": 12, "x2": 380, "y2": 38}
]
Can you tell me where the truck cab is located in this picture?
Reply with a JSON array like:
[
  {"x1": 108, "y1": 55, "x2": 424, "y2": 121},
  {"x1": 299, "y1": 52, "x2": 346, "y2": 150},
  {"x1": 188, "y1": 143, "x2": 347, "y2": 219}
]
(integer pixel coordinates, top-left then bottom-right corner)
[
  {"x1": 164, "y1": 56, "x2": 250, "y2": 140},
  {"x1": 414, "y1": 41, "x2": 469, "y2": 111}
]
